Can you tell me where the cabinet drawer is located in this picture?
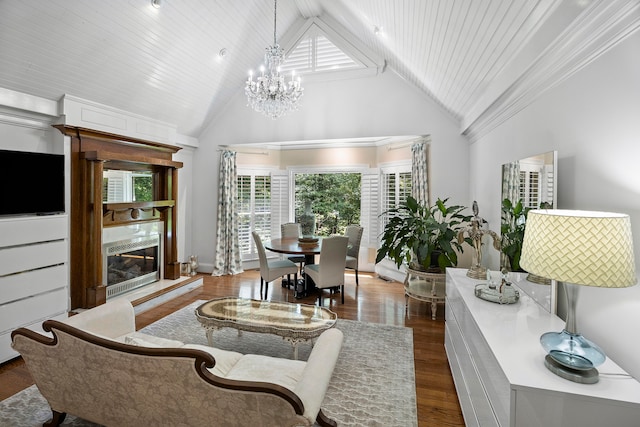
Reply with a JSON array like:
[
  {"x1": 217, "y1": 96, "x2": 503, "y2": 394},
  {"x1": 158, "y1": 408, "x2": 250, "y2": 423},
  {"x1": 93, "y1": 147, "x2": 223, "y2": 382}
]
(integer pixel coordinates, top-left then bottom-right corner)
[
  {"x1": 0, "y1": 240, "x2": 67, "y2": 276},
  {"x1": 446, "y1": 305, "x2": 500, "y2": 427},
  {"x1": 0, "y1": 287, "x2": 67, "y2": 335},
  {"x1": 0, "y1": 311, "x2": 68, "y2": 363},
  {"x1": 458, "y1": 307, "x2": 511, "y2": 426},
  {"x1": 447, "y1": 280, "x2": 510, "y2": 426},
  {"x1": 0, "y1": 264, "x2": 68, "y2": 305},
  {"x1": 0, "y1": 215, "x2": 67, "y2": 247}
]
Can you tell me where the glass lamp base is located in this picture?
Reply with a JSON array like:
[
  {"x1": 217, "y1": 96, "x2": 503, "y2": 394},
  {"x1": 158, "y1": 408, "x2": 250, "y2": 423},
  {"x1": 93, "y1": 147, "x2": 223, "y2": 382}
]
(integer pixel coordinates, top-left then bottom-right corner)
[
  {"x1": 544, "y1": 354, "x2": 599, "y2": 384},
  {"x1": 540, "y1": 329, "x2": 605, "y2": 384}
]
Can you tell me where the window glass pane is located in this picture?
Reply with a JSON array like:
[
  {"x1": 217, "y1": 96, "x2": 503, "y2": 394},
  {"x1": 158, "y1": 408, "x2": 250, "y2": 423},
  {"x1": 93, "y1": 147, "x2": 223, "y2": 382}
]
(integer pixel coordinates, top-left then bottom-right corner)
[
  {"x1": 384, "y1": 173, "x2": 397, "y2": 210},
  {"x1": 399, "y1": 172, "x2": 412, "y2": 203},
  {"x1": 254, "y1": 175, "x2": 272, "y2": 241},
  {"x1": 133, "y1": 175, "x2": 153, "y2": 201},
  {"x1": 528, "y1": 171, "x2": 540, "y2": 208},
  {"x1": 237, "y1": 175, "x2": 252, "y2": 256},
  {"x1": 518, "y1": 170, "x2": 540, "y2": 209},
  {"x1": 380, "y1": 169, "x2": 412, "y2": 239},
  {"x1": 103, "y1": 177, "x2": 109, "y2": 202},
  {"x1": 293, "y1": 172, "x2": 361, "y2": 236},
  {"x1": 518, "y1": 171, "x2": 526, "y2": 204},
  {"x1": 102, "y1": 170, "x2": 153, "y2": 203}
]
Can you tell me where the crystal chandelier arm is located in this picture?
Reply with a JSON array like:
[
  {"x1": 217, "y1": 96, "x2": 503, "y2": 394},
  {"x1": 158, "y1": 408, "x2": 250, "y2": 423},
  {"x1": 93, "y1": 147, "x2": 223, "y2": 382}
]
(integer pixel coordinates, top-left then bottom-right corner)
[{"x1": 273, "y1": 0, "x2": 278, "y2": 46}]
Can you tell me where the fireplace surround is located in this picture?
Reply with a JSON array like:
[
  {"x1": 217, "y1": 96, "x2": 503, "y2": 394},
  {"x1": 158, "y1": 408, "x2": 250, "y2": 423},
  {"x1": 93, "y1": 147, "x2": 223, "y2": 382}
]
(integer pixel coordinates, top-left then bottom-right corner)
[
  {"x1": 103, "y1": 233, "x2": 161, "y2": 299},
  {"x1": 55, "y1": 125, "x2": 183, "y2": 309}
]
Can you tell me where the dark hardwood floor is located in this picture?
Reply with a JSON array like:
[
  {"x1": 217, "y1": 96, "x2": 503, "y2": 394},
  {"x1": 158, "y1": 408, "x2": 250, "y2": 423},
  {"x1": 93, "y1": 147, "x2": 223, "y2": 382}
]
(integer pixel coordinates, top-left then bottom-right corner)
[{"x1": 0, "y1": 270, "x2": 465, "y2": 426}]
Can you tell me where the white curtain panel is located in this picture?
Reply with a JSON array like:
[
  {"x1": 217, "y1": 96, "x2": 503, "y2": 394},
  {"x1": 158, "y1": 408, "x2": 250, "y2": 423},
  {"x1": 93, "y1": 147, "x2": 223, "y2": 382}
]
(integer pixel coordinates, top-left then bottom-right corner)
[
  {"x1": 411, "y1": 139, "x2": 430, "y2": 206},
  {"x1": 212, "y1": 150, "x2": 244, "y2": 276}
]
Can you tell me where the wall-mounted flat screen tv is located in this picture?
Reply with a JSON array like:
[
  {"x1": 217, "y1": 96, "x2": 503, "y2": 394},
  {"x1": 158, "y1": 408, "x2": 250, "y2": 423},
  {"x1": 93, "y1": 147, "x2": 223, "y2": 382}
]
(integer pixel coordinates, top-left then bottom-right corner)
[{"x1": 0, "y1": 149, "x2": 65, "y2": 217}]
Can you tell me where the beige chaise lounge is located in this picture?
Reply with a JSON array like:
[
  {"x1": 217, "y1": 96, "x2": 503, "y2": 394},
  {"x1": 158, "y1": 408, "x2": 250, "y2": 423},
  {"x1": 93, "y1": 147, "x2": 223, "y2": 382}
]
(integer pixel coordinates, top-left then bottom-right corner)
[{"x1": 11, "y1": 298, "x2": 343, "y2": 427}]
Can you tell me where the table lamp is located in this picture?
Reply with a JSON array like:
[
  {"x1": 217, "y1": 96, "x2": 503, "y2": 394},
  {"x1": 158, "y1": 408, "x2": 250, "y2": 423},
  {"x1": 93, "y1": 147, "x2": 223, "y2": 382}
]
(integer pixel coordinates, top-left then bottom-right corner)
[{"x1": 520, "y1": 209, "x2": 636, "y2": 384}]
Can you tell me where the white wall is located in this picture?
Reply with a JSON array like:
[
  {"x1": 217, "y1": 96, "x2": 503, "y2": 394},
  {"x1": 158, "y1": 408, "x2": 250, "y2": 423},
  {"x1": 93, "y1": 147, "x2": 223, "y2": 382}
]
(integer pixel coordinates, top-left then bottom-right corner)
[
  {"x1": 193, "y1": 71, "x2": 470, "y2": 272},
  {"x1": 469, "y1": 30, "x2": 640, "y2": 380},
  {"x1": 0, "y1": 122, "x2": 59, "y2": 153}
]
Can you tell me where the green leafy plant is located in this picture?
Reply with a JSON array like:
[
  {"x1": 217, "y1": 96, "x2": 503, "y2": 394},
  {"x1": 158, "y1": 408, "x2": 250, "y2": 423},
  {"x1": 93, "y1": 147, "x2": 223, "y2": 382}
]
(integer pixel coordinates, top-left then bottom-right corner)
[
  {"x1": 376, "y1": 196, "x2": 472, "y2": 272},
  {"x1": 500, "y1": 198, "x2": 531, "y2": 272}
]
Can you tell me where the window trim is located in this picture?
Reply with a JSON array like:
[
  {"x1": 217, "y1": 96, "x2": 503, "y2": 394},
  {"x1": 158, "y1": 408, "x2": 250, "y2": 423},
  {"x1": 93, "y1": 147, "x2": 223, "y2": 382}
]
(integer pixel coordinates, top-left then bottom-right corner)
[{"x1": 379, "y1": 160, "x2": 413, "y2": 236}]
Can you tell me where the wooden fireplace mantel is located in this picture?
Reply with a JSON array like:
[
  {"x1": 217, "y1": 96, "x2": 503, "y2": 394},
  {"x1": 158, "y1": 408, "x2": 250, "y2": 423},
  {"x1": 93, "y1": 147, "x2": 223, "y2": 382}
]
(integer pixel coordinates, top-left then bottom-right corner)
[
  {"x1": 55, "y1": 125, "x2": 183, "y2": 309},
  {"x1": 102, "y1": 200, "x2": 175, "y2": 225}
]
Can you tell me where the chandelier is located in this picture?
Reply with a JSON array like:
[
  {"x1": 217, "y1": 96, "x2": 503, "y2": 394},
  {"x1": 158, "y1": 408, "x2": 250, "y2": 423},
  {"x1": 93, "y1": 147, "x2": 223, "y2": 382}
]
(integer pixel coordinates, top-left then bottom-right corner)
[{"x1": 245, "y1": 0, "x2": 303, "y2": 119}]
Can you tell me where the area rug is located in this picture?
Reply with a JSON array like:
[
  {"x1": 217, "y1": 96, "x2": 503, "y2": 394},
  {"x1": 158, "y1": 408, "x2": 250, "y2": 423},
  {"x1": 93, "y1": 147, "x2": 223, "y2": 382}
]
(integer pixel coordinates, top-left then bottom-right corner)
[{"x1": 0, "y1": 300, "x2": 418, "y2": 427}]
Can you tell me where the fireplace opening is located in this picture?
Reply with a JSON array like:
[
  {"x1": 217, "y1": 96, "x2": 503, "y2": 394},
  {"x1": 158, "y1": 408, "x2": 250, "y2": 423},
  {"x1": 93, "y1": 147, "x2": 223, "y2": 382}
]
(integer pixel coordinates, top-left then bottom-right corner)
[{"x1": 103, "y1": 234, "x2": 161, "y2": 299}]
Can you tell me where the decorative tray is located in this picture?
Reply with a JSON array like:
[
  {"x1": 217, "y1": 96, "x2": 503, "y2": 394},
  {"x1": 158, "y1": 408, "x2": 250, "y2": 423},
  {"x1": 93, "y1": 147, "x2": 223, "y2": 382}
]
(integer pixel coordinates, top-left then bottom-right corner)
[
  {"x1": 474, "y1": 283, "x2": 519, "y2": 304},
  {"x1": 298, "y1": 237, "x2": 319, "y2": 243},
  {"x1": 298, "y1": 236, "x2": 319, "y2": 248}
]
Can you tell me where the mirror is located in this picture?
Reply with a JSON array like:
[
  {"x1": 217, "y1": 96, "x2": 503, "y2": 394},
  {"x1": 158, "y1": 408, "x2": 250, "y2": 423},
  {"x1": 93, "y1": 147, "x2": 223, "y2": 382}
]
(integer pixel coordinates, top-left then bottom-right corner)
[
  {"x1": 501, "y1": 151, "x2": 558, "y2": 313},
  {"x1": 103, "y1": 170, "x2": 153, "y2": 203}
]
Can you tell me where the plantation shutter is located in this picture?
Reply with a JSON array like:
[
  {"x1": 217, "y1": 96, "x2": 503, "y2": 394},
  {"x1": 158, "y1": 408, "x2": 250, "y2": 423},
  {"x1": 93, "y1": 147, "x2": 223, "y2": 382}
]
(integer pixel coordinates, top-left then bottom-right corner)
[
  {"x1": 237, "y1": 175, "x2": 252, "y2": 256},
  {"x1": 399, "y1": 172, "x2": 412, "y2": 205},
  {"x1": 361, "y1": 169, "x2": 379, "y2": 247},
  {"x1": 542, "y1": 164, "x2": 555, "y2": 207},
  {"x1": 105, "y1": 176, "x2": 123, "y2": 202},
  {"x1": 281, "y1": 35, "x2": 361, "y2": 74},
  {"x1": 253, "y1": 174, "x2": 271, "y2": 239},
  {"x1": 271, "y1": 171, "x2": 289, "y2": 237},
  {"x1": 379, "y1": 164, "x2": 412, "y2": 251}
]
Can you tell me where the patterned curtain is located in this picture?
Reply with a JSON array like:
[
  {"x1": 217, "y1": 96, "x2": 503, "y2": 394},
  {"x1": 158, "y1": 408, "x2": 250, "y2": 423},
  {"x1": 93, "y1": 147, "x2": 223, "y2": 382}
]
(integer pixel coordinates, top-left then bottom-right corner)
[
  {"x1": 411, "y1": 139, "x2": 430, "y2": 206},
  {"x1": 501, "y1": 161, "x2": 520, "y2": 204},
  {"x1": 212, "y1": 150, "x2": 244, "y2": 276}
]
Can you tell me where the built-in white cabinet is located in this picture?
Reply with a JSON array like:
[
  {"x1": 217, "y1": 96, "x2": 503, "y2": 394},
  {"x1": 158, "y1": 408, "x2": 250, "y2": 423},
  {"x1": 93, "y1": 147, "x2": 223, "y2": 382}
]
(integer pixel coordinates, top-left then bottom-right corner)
[
  {"x1": 0, "y1": 215, "x2": 69, "y2": 363},
  {"x1": 445, "y1": 268, "x2": 640, "y2": 427}
]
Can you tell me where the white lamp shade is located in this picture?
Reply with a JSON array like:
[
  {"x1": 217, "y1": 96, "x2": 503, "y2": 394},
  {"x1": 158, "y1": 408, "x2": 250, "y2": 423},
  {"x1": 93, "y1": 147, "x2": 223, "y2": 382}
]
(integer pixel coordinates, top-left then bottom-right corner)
[{"x1": 520, "y1": 209, "x2": 636, "y2": 287}]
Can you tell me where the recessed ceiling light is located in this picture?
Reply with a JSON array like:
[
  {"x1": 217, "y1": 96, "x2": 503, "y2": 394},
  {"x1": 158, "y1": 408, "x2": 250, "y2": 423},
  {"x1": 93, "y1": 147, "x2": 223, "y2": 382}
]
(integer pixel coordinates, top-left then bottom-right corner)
[
  {"x1": 151, "y1": 0, "x2": 162, "y2": 9},
  {"x1": 218, "y1": 48, "x2": 228, "y2": 59},
  {"x1": 374, "y1": 26, "x2": 384, "y2": 36}
]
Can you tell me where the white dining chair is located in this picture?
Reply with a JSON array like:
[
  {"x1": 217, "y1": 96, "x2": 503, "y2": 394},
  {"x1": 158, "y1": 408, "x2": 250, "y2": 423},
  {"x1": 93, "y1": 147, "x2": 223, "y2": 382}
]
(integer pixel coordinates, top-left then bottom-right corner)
[
  {"x1": 305, "y1": 235, "x2": 348, "y2": 306},
  {"x1": 281, "y1": 223, "x2": 306, "y2": 281},
  {"x1": 344, "y1": 225, "x2": 364, "y2": 286},
  {"x1": 252, "y1": 231, "x2": 298, "y2": 300}
]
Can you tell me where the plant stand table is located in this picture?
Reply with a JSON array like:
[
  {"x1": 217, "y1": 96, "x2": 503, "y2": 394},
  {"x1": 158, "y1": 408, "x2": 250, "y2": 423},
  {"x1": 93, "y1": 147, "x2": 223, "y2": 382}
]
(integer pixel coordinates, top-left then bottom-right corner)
[
  {"x1": 404, "y1": 268, "x2": 446, "y2": 320},
  {"x1": 195, "y1": 297, "x2": 337, "y2": 359}
]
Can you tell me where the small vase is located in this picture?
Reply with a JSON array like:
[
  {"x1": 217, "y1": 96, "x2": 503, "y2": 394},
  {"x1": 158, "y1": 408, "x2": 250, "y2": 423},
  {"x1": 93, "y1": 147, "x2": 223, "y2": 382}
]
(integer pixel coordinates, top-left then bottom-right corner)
[
  {"x1": 189, "y1": 255, "x2": 198, "y2": 276},
  {"x1": 298, "y1": 200, "x2": 316, "y2": 237}
]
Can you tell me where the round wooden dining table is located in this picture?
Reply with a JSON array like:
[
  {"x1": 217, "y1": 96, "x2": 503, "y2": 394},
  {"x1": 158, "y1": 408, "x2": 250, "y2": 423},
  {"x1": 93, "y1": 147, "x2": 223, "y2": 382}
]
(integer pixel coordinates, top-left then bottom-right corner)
[
  {"x1": 264, "y1": 237, "x2": 323, "y2": 298},
  {"x1": 264, "y1": 237, "x2": 323, "y2": 265}
]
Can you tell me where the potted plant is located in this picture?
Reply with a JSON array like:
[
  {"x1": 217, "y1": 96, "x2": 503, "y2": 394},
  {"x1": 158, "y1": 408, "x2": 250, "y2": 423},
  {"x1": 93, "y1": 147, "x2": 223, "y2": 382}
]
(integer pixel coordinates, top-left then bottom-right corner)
[
  {"x1": 376, "y1": 196, "x2": 472, "y2": 273},
  {"x1": 500, "y1": 198, "x2": 531, "y2": 272}
]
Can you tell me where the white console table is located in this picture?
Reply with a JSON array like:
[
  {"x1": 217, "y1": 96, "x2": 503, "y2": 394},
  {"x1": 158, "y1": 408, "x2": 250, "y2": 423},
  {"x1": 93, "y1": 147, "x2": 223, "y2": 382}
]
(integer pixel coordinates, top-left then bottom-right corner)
[{"x1": 445, "y1": 268, "x2": 640, "y2": 427}]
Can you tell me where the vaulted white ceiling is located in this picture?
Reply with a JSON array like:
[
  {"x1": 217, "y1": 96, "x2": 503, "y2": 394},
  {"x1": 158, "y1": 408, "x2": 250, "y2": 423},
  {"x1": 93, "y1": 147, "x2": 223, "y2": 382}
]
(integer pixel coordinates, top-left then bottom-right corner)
[{"x1": 0, "y1": 0, "x2": 636, "y2": 139}]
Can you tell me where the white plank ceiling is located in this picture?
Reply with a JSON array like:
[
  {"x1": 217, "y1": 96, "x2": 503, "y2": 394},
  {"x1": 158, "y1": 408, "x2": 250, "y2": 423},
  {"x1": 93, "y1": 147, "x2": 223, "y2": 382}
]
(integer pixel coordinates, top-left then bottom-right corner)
[{"x1": 0, "y1": 0, "x2": 632, "y2": 138}]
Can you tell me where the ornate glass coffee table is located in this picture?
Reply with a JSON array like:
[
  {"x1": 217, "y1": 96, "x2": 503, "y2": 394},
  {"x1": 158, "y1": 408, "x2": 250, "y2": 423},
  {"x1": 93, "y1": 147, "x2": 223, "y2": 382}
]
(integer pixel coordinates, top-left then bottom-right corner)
[{"x1": 195, "y1": 297, "x2": 337, "y2": 359}]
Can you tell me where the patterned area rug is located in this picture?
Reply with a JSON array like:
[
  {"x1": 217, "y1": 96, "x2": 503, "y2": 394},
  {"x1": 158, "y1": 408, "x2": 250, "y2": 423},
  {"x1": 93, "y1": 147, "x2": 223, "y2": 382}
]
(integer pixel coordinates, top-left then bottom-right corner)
[{"x1": 0, "y1": 300, "x2": 417, "y2": 426}]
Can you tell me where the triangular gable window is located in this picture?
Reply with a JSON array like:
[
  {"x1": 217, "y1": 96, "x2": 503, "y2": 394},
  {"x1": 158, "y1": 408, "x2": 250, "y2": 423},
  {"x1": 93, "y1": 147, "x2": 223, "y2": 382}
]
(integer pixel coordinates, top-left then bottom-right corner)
[
  {"x1": 282, "y1": 35, "x2": 362, "y2": 73},
  {"x1": 277, "y1": 17, "x2": 383, "y2": 80}
]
